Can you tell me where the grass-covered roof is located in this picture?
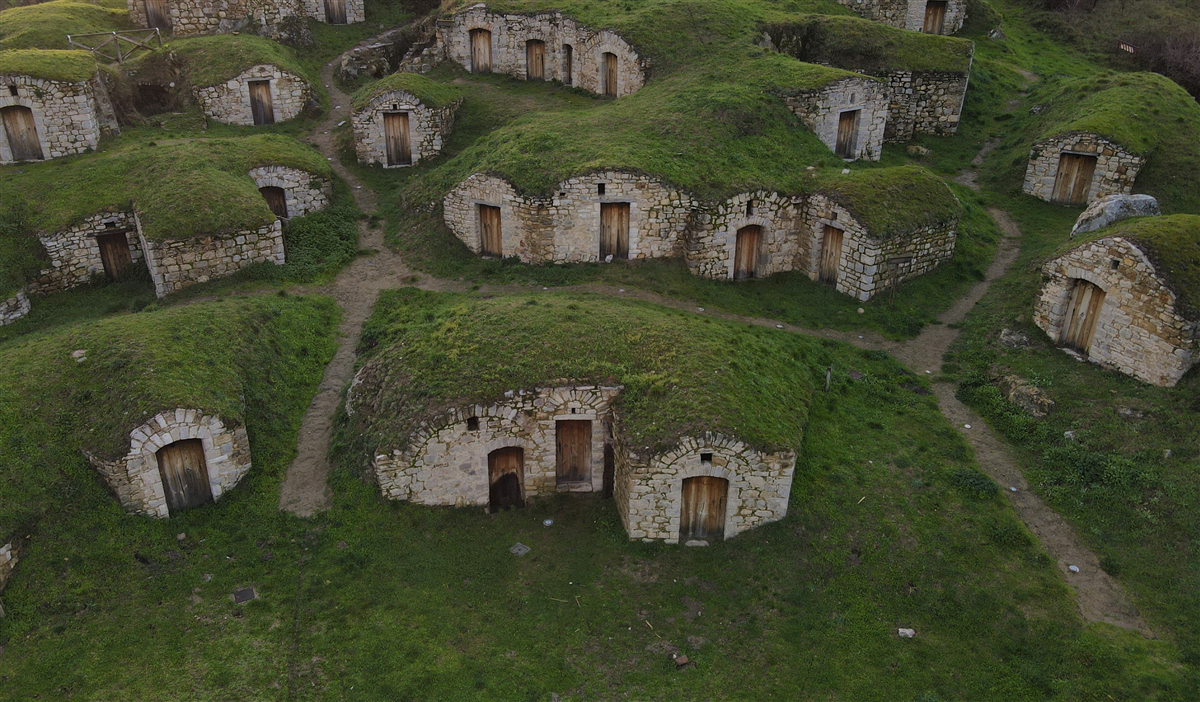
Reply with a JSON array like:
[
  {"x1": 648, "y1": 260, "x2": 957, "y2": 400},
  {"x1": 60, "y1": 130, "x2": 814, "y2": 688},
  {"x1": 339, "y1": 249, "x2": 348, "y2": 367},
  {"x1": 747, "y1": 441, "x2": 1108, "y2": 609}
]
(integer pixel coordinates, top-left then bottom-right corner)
[
  {"x1": 139, "y1": 34, "x2": 309, "y2": 87},
  {"x1": 763, "y1": 14, "x2": 974, "y2": 73},
  {"x1": 0, "y1": 48, "x2": 97, "y2": 82},
  {"x1": 351, "y1": 290, "x2": 818, "y2": 456},
  {"x1": 819, "y1": 165, "x2": 962, "y2": 238},
  {"x1": 351, "y1": 72, "x2": 465, "y2": 111},
  {"x1": 0, "y1": 0, "x2": 131, "y2": 51}
]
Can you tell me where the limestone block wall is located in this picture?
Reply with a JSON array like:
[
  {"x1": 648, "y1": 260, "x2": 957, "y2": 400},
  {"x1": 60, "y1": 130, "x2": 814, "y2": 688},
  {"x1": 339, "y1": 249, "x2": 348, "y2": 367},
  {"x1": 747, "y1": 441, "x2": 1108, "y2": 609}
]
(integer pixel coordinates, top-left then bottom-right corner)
[
  {"x1": 618, "y1": 434, "x2": 796, "y2": 543},
  {"x1": 0, "y1": 290, "x2": 31, "y2": 326},
  {"x1": 0, "y1": 542, "x2": 14, "y2": 589},
  {"x1": 300, "y1": 0, "x2": 364, "y2": 24},
  {"x1": 782, "y1": 76, "x2": 889, "y2": 161},
  {"x1": 835, "y1": 0, "x2": 966, "y2": 34},
  {"x1": 90, "y1": 409, "x2": 252, "y2": 517},
  {"x1": 352, "y1": 89, "x2": 462, "y2": 167},
  {"x1": 685, "y1": 191, "x2": 805, "y2": 279},
  {"x1": 28, "y1": 211, "x2": 144, "y2": 296},
  {"x1": 441, "y1": 4, "x2": 646, "y2": 97},
  {"x1": 371, "y1": 385, "x2": 622, "y2": 506},
  {"x1": 247, "y1": 165, "x2": 331, "y2": 217},
  {"x1": 1023, "y1": 133, "x2": 1144, "y2": 205},
  {"x1": 141, "y1": 219, "x2": 285, "y2": 297},
  {"x1": 1034, "y1": 237, "x2": 1197, "y2": 386},
  {"x1": 879, "y1": 69, "x2": 969, "y2": 141},
  {"x1": 128, "y1": 0, "x2": 362, "y2": 35},
  {"x1": 194, "y1": 64, "x2": 310, "y2": 126},
  {"x1": 0, "y1": 72, "x2": 116, "y2": 163}
]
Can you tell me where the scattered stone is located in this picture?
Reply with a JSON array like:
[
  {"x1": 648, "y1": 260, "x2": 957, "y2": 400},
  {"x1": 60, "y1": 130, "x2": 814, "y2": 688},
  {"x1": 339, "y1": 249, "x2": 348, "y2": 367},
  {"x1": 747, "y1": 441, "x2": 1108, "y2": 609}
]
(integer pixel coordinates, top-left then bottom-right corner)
[
  {"x1": 337, "y1": 540, "x2": 347, "y2": 549},
  {"x1": 684, "y1": 539, "x2": 709, "y2": 547},
  {"x1": 906, "y1": 145, "x2": 931, "y2": 156},
  {"x1": 202, "y1": 573, "x2": 213, "y2": 582},
  {"x1": 232, "y1": 586, "x2": 258, "y2": 604},
  {"x1": 1064, "y1": 430, "x2": 1077, "y2": 441},
  {"x1": 1028, "y1": 105, "x2": 1043, "y2": 115},
  {"x1": 898, "y1": 628, "x2": 916, "y2": 638},
  {"x1": 857, "y1": 308, "x2": 864, "y2": 314},
  {"x1": 988, "y1": 28, "x2": 1006, "y2": 41},
  {"x1": 1068, "y1": 565, "x2": 1080, "y2": 573},
  {"x1": 1116, "y1": 406, "x2": 1146, "y2": 419},
  {"x1": 673, "y1": 654, "x2": 691, "y2": 668},
  {"x1": 1163, "y1": 449, "x2": 1172, "y2": 460},
  {"x1": 848, "y1": 369, "x2": 864, "y2": 380},
  {"x1": 997, "y1": 375, "x2": 1055, "y2": 417},
  {"x1": 998, "y1": 328, "x2": 1033, "y2": 349},
  {"x1": 1070, "y1": 194, "x2": 1160, "y2": 237},
  {"x1": 686, "y1": 635, "x2": 707, "y2": 649},
  {"x1": 509, "y1": 542, "x2": 531, "y2": 556},
  {"x1": 176, "y1": 533, "x2": 186, "y2": 541}
]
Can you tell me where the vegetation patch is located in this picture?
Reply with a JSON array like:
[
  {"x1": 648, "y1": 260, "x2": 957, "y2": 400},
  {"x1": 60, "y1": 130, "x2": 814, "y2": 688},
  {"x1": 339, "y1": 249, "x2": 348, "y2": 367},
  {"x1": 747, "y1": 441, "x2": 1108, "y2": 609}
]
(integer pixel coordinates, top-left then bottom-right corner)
[
  {"x1": 0, "y1": 0, "x2": 131, "y2": 51},
  {"x1": 350, "y1": 71, "x2": 465, "y2": 111},
  {"x1": 765, "y1": 13, "x2": 975, "y2": 73},
  {"x1": 138, "y1": 33, "x2": 310, "y2": 88},
  {"x1": 817, "y1": 165, "x2": 963, "y2": 237},
  {"x1": 0, "y1": 48, "x2": 97, "y2": 82}
]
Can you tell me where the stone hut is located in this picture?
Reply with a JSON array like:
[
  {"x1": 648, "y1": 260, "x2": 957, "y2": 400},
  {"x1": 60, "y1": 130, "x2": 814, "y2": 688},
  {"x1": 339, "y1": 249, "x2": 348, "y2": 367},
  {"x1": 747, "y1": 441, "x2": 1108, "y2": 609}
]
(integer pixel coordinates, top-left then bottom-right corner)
[
  {"x1": 685, "y1": 192, "x2": 806, "y2": 280},
  {"x1": 88, "y1": 409, "x2": 252, "y2": 517},
  {"x1": 142, "y1": 219, "x2": 286, "y2": 297},
  {"x1": 351, "y1": 74, "x2": 463, "y2": 168},
  {"x1": 248, "y1": 165, "x2": 332, "y2": 219},
  {"x1": 1034, "y1": 214, "x2": 1199, "y2": 387},
  {"x1": 1023, "y1": 132, "x2": 1144, "y2": 206},
  {"x1": 27, "y1": 211, "x2": 147, "y2": 297},
  {"x1": 779, "y1": 74, "x2": 890, "y2": 161},
  {"x1": 128, "y1": 0, "x2": 364, "y2": 36},
  {"x1": 194, "y1": 63, "x2": 311, "y2": 126},
  {"x1": 834, "y1": 0, "x2": 966, "y2": 35},
  {"x1": 0, "y1": 291, "x2": 31, "y2": 326},
  {"x1": 0, "y1": 50, "x2": 119, "y2": 164}
]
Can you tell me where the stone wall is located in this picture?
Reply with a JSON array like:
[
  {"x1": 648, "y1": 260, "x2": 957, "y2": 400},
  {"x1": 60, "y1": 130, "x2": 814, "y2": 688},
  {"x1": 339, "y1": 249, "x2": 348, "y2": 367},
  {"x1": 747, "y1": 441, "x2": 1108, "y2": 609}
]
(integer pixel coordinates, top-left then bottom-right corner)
[
  {"x1": 247, "y1": 165, "x2": 331, "y2": 217},
  {"x1": 1034, "y1": 237, "x2": 1198, "y2": 386},
  {"x1": 0, "y1": 72, "x2": 117, "y2": 163},
  {"x1": 352, "y1": 89, "x2": 462, "y2": 167},
  {"x1": 878, "y1": 68, "x2": 969, "y2": 141},
  {"x1": 685, "y1": 191, "x2": 806, "y2": 279},
  {"x1": 28, "y1": 211, "x2": 144, "y2": 296},
  {"x1": 194, "y1": 64, "x2": 311, "y2": 126},
  {"x1": 0, "y1": 541, "x2": 15, "y2": 615},
  {"x1": 1023, "y1": 132, "x2": 1145, "y2": 205},
  {"x1": 835, "y1": 0, "x2": 967, "y2": 34},
  {"x1": 0, "y1": 290, "x2": 31, "y2": 326},
  {"x1": 141, "y1": 219, "x2": 285, "y2": 297},
  {"x1": 618, "y1": 433, "x2": 795, "y2": 544},
  {"x1": 89, "y1": 409, "x2": 252, "y2": 517},
  {"x1": 781, "y1": 75, "x2": 889, "y2": 161},
  {"x1": 127, "y1": 0, "x2": 363, "y2": 36}
]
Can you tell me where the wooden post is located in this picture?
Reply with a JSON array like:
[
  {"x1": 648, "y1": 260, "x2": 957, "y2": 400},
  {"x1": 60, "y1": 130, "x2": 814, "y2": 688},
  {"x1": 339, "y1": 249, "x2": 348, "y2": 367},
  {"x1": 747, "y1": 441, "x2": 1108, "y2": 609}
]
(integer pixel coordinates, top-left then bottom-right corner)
[{"x1": 825, "y1": 366, "x2": 832, "y2": 392}]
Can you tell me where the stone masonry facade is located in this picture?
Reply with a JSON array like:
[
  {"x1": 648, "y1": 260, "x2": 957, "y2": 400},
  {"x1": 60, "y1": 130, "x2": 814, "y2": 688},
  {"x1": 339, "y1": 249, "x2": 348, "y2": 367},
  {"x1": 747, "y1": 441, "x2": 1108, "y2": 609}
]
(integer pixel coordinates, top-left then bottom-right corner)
[
  {"x1": 781, "y1": 76, "x2": 889, "y2": 161},
  {"x1": 685, "y1": 191, "x2": 805, "y2": 279},
  {"x1": 194, "y1": 64, "x2": 311, "y2": 126},
  {"x1": 878, "y1": 68, "x2": 969, "y2": 141},
  {"x1": 835, "y1": 0, "x2": 967, "y2": 34},
  {"x1": 0, "y1": 541, "x2": 15, "y2": 616},
  {"x1": 1034, "y1": 237, "x2": 1197, "y2": 387},
  {"x1": 143, "y1": 219, "x2": 285, "y2": 297},
  {"x1": 0, "y1": 71, "x2": 119, "y2": 163},
  {"x1": 88, "y1": 409, "x2": 252, "y2": 518},
  {"x1": 0, "y1": 290, "x2": 31, "y2": 326},
  {"x1": 127, "y1": 0, "x2": 364, "y2": 36},
  {"x1": 248, "y1": 165, "x2": 332, "y2": 217},
  {"x1": 352, "y1": 88, "x2": 462, "y2": 167},
  {"x1": 28, "y1": 211, "x2": 144, "y2": 296},
  {"x1": 1023, "y1": 132, "x2": 1145, "y2": 205}
]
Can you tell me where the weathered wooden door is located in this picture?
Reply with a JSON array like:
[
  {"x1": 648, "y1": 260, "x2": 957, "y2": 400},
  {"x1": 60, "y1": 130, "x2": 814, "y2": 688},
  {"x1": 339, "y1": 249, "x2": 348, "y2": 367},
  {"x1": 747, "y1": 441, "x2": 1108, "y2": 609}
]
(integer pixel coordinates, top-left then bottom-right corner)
[
  {"x1": 260, "y1": 186, "x2": 288, "y2": 218},
  {"x1": 324, "y1": 0, "x2": 347, "y2": 24},
  {"x1": 679, "y1": 476, "x2": 728, "y2": 542},
  {"x1": 479, "y1": 204, "x2": 502, "y2": 256},
  {"x1": 97, "y1": 232, "x2": 133, "y2": 281},
  {"x1": 248, "y1": 80, "x2": 274, "y2": 126},
  {"x1": 1061, "y1": 280, "x2": 1106, "y2": 354},
  {"x1": 1051, "y1": 153, "x2": 1098, "y2": 205},
  {"x1": 733, "y1": 225, "x2": 761, "y2": 280},
  {"x1": 145, "y1": 0, "x2": 170, "y2": 30},
  {"x1": 156, "y1": 439, "x2": 213, "y2": 514},
  {"x1": 470, "y1": 29, "x2": 492, "y2": 73},
  {"x1": 819, "y1": 225, "x2": 843, "y2": 284},
  {"x1": 384, "y1": 112, "x2": 411, "y2": 166},
  {"x1": 556, "y1": 420, "x2": 592, "y2": 485},
  {"x1": 1, "y1": 106, "x2": 42, "y2": 161},
  {"x1": 602, "y1": 52, "x2": 618, "y2": 97},
  {"x1": 562, "y1": 44, "x2": 573, "y2": 85},
  {"x1": 526, "y1": 40, "x2": 546, "y2": 81},
  {"x1": 923, "y1": 1, "x2": 947, "y2": 34},
  {"x1": 835, "y1": 110, "x2": 859, "y2": 159},
  {"x1": 488, "y1": 447, "x2": 524, "y2": 511},
  {"x1": 599, "y1": 202, "x2": 630, "y2": 260}
]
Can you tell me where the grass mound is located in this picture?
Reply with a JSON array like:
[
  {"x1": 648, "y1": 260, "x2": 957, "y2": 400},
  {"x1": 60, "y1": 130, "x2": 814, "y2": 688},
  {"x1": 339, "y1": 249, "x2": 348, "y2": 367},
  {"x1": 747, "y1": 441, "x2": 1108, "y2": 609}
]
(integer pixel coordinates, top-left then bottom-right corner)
[
  {"x1": 139, "y1": 33, "x2": 310, "y2": 88},
  {"x1": 0, "y1": 48, "x2": 97, "y2": 82},
  {"x1": 350, "y1": 71, "x2": 465, "y2": 111},
  {"x1": 765, "y1": 13, "x2": 975, "y2": 73},
  {"x1": 0, "y1": 0, "x2": 131, "y2": 51}
]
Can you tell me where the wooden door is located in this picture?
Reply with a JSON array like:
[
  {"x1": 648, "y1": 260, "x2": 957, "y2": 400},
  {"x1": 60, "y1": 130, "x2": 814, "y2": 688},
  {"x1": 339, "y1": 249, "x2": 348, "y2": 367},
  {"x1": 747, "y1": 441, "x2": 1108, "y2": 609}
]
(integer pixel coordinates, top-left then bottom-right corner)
[
  {"x1": 145, "y1": 0, "x2": 170, "y2": 30},
  {"x1": 555, "y1": 420, "x2": 592, "y2": 485},
  {"x1": 384, "y1": 112, "x2": 411, "y2": 166},
  {"x1": 733, "y1": 225, "x2": 761, "y2": 280},
  {"x1": 156, "y1": 439, "x2": 213, "y2": 514},
  {"x1": 470, "y1": 29, "x2": 492, "y2": 73},
  {"x1": 260, "y1": 186, "x2": 288, "y2": 219},
  {"x1": 2, "y1": 106, "x2": 42, "y2": 161},
  {"x1": 602, "y1": 52, "x2": 617, "y2": 97},
  {"x1": 97, "y1": 232, "x2": 133, "y2": 281},
  {"x1": 679, "y1": 476, "x2": 728, "y2": 542},
  {"x1": 324, "y1": 0, "x2": 347, "y2": 24},
  {"x1": 1051, "y1": 153, "x2": 1098, "y2": 205},
  {"x1": 479, "y1": 204, "x2": 502, "y2": 256},
  {"x1": 819, "y1": 225, "x2": 843, "y2": 284},
  {"x1": 248, "y1": 80, "x2": 274, "y2": 126},
  {"x1": 488, "y1": 447, "x2": 524, "y2": 511},
  {"x1": 526, "y1": 40, "x2": 545, "y2": 81},
  {"x1": 599, "y1": 202, "x2": 630, "y2": 260},
  {"x1": 1061, "y1": 280, "x2": 1106, "y2": 354},
  {"x1": 923, "y1": 1, "x2": 947, "y2": 34},
  {"x1": 835, "y1": 110, "x2": 859, "y2": 159},
  {"x1": 562, "y1": 44, "x2": 573, "y2": 85}
]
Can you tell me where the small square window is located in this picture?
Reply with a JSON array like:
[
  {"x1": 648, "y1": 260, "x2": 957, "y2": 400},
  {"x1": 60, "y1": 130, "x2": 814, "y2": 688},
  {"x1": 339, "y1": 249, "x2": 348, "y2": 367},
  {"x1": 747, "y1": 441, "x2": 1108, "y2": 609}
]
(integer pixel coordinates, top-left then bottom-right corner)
[
  {"x1": 830, "y1": 211, "x2": 838, "y2": 221},
  {"x1": 392, "y1": 104, "x2": 398, "y2": 110},
  {"x1": 466, "y1": 416, "x2": 480, "y2": 431},
  {"x1": 598, "y1": 183, "x2": 606, "y2": 196},
  {"x1": 746, "y1": 200, "x2": 754, "y2": 217},
  {"x1": 570, "y1": 408, "x2": 577, "y2": 414},
  {"x1": 7, "y1": 85, "x2": 17, "y2": 97},
  {"x1": 105, "y1": 221, "x2": 116, "y2": 228},
  {"x1": 1111, "y1": 259, "x2": 1121, "y2": 270},
  {"x1": 700, "y1": 452, "x2": 713, "y2": 463}
]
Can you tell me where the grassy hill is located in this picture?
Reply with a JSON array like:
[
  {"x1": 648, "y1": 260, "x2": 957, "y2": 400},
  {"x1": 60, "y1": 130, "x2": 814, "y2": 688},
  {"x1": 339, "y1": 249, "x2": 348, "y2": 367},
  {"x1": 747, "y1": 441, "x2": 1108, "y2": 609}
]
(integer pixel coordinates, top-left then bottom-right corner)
[{"x1": 0, "y1": 0, "x2": 131, "y2": 51}]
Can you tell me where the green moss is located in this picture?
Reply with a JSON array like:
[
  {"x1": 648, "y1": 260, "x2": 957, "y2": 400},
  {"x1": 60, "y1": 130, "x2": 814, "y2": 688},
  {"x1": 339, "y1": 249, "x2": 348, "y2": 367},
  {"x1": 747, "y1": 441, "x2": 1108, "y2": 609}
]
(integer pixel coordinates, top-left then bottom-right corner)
[
  {"x1": 144, "y1": 34, "x2": 309, "y2": 87},
  {"x1": 0, "y1": 0, "x2": 132, "y2": 51},
  {"x1": 816, "y1": 165, "x2": 963, "y2": 237},
  {"x1": 765, "y1": 14, "x2": 975, "y2": 73},
  {"x1": 0, "y1": 48, "x2": 97, "y2": 82},
  {"x1": 350, "y1": 72, "x2": 465, "y2": 111}
]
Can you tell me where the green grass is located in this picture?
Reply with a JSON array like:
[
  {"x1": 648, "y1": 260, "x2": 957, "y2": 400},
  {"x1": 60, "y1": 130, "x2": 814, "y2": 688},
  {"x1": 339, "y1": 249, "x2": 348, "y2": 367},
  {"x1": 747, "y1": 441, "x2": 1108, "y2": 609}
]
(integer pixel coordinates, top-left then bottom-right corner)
[
  {"x1": 765, "y1": 13, "x2": 975, "y2": 73},
  {"x1": 0, "y1": 0, "x2": 131, "y2": 51},
  {"x1": 139, "y1": 33, "x2": 311, "y2": 88},
  {"x1": 350, "y1": 71, "x2": 465, "y2": 110},
  {"x1": 0, "y1": 47, "x2": 97, "y2": 81}
]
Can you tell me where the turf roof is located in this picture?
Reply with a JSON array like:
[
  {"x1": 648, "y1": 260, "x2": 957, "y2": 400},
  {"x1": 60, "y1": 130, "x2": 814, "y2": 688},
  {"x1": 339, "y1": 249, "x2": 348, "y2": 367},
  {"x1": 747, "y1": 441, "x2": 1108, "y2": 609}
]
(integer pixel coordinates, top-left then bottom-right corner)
[
  {"x1": 0, "y1": 0, "x2": 132, "y2": 51},
  {"x1": 351, "y1": 290, "x2": 816, "y2": 456},
  {"x1": 0, "y1": 48, "x2": 97, "y2": 82},
  {"x1": 818, "y1": 165, "x2": 963, "y2": 238},
  {"x1": 138, "y1": 34, "x2": 309, "y2": 87},
  {"x1": 763, "y1": 14, "x2": 975, "y2": 73},
  {"x1": 351, "y1": 72, "x2": 465, "y2": 111}
]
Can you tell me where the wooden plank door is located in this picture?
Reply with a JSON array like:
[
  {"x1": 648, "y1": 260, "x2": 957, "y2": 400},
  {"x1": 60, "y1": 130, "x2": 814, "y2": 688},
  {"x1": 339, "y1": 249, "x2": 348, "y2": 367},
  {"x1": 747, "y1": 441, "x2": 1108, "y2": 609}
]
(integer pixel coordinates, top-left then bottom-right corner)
[
  {"x1": 923, "y1": 1, "x2": 947, "y2": 34},
  {"x1": 819, "y1": 225, "x2": 844, "y2": 284},
  {"x1": 679, "y1": 476, "x2": 728, "y2": 542},
  {"x1": 479, "y1": 204, "x2": 502, "y2": 256},
  {"x1": 470, "y1": 29, "x2": 492, "y2": 73},
  {"x1": 145, "y1": 0, "x2": 170, "y2": 30},
  {"x1": 384, "y1": 112, "x2": 411, "y2": 166},
  {"x1": 97, "y1": 232, "x2": 133, "y2": 281},
  {"x1": 2, "y1": 106, "x2": 43, "y2": 161},
  {"x1": 260, "y1": 186, "x2": 288, "y2": 219},
  {"x1": 248, "y1": 80, "x2": 274, "y2": 126},
  {"x1": 488, "y1": 447, "x2": 524, "y2": 511},
  {"x1": 835, "y1": 110, "x2": 859, "y2": 159},
  {"x1": 555, "y1": 420, "x2": 592, "y2": 485},
  {"x1": 599, "y1": 202, "x2": 630, "y2": 260},
  {"x1": 1061, "y1": 280, "x2": 1106, "y2": 354},
  {"x1": 156, "y1": 439, "x2": 213, "y2": 514},
  {"x1": 602, "y1": 52, "x2": 618, "y2": 97},
  {"x1": 733, "y1": 225, "x2": 761, "y2": 280},
  {"x1": 1051, "y1": 153, "x2": 1098, "y2": 205},
  {"x1": 526, "y1": 40, "x2": 545, "y2": 81},
  {"x1": 324, "y1": 0, "x2": 347, "y2": 24},
  {"x1": 562, "y1": 44, "x2": 573, "y2": 85}
]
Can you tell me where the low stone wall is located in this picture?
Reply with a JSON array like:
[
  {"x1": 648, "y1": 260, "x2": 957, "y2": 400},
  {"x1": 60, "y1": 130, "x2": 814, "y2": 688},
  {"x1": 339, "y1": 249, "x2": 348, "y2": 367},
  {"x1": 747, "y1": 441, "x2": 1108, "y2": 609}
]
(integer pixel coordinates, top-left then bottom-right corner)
[
  {"x1": 781, "y1": 76, "x2": 889, "y2": 161},
  {"x1": 0, "y1": 72, "x2": 117, "y2": 163},
  {"x1": 879, "y1": 68, "x2": 969, "y2": 141},
  {"x1": 300, "y1": 0, "x2": 364, "y2": 24},
  {"x1": 835, "y1": 0, "x2": 967, "y2": 34},
  {"x1": 352, "y1": 89, "x2": 461, "y2": 167},
  {"x1": 0, "y1": 540, "x2": 15, "y2": 615},
  {"x1": 142, "y1": 219, "x2": 285, "y2": 297},
  {"x1": 685, "y1": 192, "x2": 805, "y2": 279},
  {"x1": 1034, "y1": 237, "x2": 1197, "y2": 386},
  {"x1": 90, "y1": 409, "x2": 252, "y2": 517},
  {"x1": 194, "y1": 64, "x2": 310, "y2": 126},
  {"x1": 618, "y1": 434, "x2": 795, "y2": 543},
  {"x1": 128, "y1": 0, "x2": 363, "y2": 35},
  {"x1": 1023, "y1": 132, "x2": 1145, "y2": 205},
  {"x1": 247, "y1": 165, "x2": 331, "y2": 217},
  {"x1": 0, "y1": 290, "x2": 31, "y2": 326},
  {"x1": 28, "y1": 211, "x2": 144, "y2": 296}
]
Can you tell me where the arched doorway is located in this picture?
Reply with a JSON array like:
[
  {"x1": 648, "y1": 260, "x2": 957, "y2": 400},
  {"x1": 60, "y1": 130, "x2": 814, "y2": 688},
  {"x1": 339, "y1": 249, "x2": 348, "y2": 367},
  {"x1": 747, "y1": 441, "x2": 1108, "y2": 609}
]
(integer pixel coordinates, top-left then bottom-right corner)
[
  {"x1": 470, "y1": 29, "x2": 493, "y2": 73},
  {"x1": 526, "y1": 40, "x2": 546, "y2": 81},
  {"x1": 819, "y1": 225, "x2": 843, "y2": 285},
  {"x1": 679, "y1": 476, "x2": 728, "y2": 542},
  {"x1": 384, "y1": 111, "x2": 411, "y2": 166},
  {"x1": 248, "y1": 80, "x2": 274, "y2": 126},
  {"x1": 488, "y1": 447, "x2": 524, "y2": 511},
  {"x1": 260, "y1": 186, "x2": 288, "y2": 219},
  {"x1": 601, "y1": 52, "x2": 617, "y2": 97},
  {"x1": 1, "y1": 105, "x2": 43, "y2": 161},
  {"x1": 156, "y1": 439, "x2": 214, "y2": 514},
  {"x1": 733, "y1": 225, "x2": 761, "y2": 280},
  {"x1": 1061, "y1": 279, "x2": 1106, "y2": 355}
]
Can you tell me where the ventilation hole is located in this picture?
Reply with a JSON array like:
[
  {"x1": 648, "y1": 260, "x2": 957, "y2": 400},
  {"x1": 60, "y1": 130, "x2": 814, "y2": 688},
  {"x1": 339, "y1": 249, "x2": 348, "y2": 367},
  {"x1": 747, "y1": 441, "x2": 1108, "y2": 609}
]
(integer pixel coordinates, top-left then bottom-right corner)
[
  {"x1": 746, "y1": 200, "x2": 754, "y2": 217},
  {"x1": 7, "y1": 85, "x2": 17, "y2": 96},
  {"x1": 700, "y1": 452, "x2": 713, "y2": 463},
  {"x1": 392, "y1": 104, "x2": 398, "y2": 110},
  {"x1": 105, "y1": 221, "x2": 117, "y2": 228},
  {"x1": 1111, "y1": 259, "x2": 1121, "y2": 270},
  {"x1": 598, "y1": 183, "x2": 606, "y2": 195},
  {"x1": 467, "y1": 417, "x2": 480, "y2": 431}
]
